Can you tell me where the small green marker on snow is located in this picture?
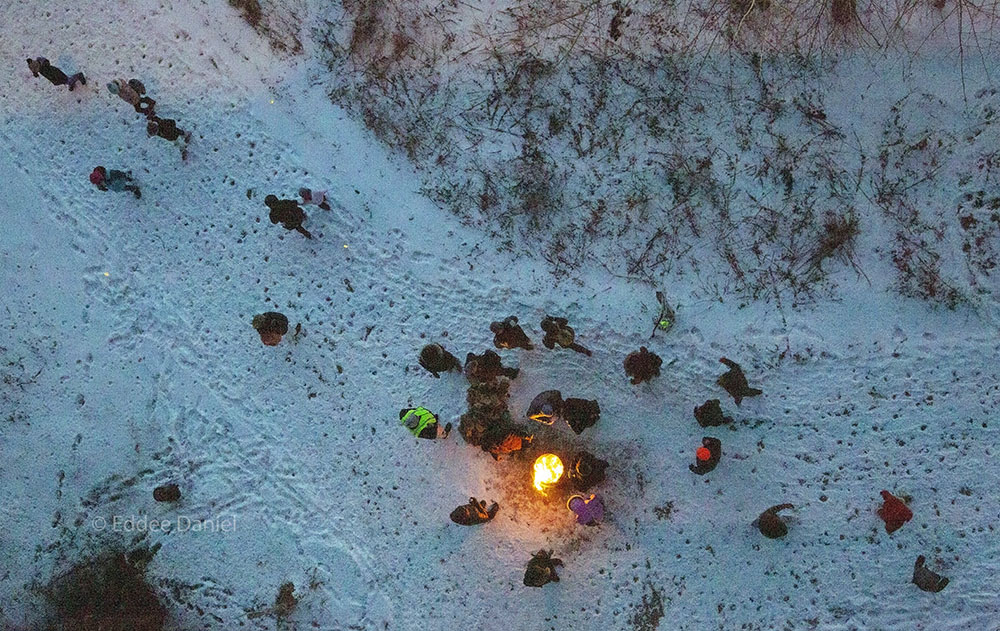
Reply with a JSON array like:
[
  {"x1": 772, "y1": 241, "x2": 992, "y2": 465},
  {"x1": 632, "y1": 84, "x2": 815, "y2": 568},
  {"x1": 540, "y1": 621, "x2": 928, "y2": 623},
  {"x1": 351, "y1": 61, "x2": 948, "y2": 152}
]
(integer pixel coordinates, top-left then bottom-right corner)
[{"x1": 658, "y1": 318, "x2": 672, "y2": 331}]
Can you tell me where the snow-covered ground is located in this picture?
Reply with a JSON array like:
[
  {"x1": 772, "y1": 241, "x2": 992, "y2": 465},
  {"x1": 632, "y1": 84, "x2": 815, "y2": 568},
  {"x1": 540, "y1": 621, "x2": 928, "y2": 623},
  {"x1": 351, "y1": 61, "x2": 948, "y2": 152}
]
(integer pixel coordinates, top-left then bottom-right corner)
[{"x1": 1, "y1": 1, "x2": 998, "y2": 630}]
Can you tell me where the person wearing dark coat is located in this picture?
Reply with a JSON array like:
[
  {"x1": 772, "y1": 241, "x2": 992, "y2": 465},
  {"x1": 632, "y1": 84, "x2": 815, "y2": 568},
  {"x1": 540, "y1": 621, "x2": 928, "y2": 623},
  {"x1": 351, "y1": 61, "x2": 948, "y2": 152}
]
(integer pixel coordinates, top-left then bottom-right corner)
[
  {"x1": 450, "y1": 497, "x2": 499, "y2": 525},
  {"x1": 490, "y1": 316, "x2": 534, "y2": 350},
  {"x1": 153, "y1": 484, "x2": 181, "y2": 502},
  {"x1": 717, "y1": 357, "x2": 762, "y2": 406},
  {"x1": 756, "y1": 503, "x2": 794, "y2": 538},
  {"x1": 265, "y1": 195, "x2": 313, "y2": 239},
  {"x1": 252, "y1": 312, "x2": 289, "y2": 346},
  {"x1": 689, "y1": 436, "x2": 722, "y2": 474},
  {"x1": 147, "y1": 116, "x2": 191, "y2": 159},
  {"x1": 27, "y1": 57, "x2": 86, "y2": 90},
  {"x1": 694, "y1": 399, "x2": 733, "y2": 427},
  {"x1": 566, "y1": 451, "x2": 608, "y2": 491},
  {"x1": 418, "y1": 343, "x2": 462, "y2": 377},
  {"x1": 912, "y1": 556, "x2": 949, "y2": 592},
  {"x1": 540, "y1": 316, "x2": 592, "y2": 356},
  {"x1": 624, "y1": 346, "x2": 662, "y2": 384},
  {"x1": 465, "y1": 350, "x2": 519, "y2": 383},
  {"x1": 523, "y1": 550, "x2": 562, "y2": 587},
  {"x1": 527, "y1": 390, "x2": 563, "y2": 425},
  {"x1": 563, "y1": 397, "x2": 600, "y2": 434}
]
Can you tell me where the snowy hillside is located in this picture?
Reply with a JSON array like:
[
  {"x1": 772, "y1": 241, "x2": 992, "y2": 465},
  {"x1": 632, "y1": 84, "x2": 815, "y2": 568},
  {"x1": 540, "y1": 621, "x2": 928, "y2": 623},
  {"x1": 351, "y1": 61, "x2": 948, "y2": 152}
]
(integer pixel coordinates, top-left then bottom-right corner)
[{"x1": 1, "y1": 1, "x2": 998, "y2": 630}]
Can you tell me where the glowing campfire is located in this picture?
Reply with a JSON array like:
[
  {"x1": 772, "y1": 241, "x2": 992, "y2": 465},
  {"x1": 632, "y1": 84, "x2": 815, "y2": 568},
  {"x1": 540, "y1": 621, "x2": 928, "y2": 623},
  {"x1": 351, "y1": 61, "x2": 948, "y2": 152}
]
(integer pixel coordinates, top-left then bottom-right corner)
[{"x1": 533, "y1": 454, "x2": 564, "y2": 493}]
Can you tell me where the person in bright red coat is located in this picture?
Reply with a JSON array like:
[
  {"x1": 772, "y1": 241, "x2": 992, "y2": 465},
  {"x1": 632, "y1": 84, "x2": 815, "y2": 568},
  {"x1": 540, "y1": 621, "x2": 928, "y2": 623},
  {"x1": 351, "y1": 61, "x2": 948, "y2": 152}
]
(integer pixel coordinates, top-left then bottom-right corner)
[{"x1": 877, "y1": 490, "x2": 913, "y2": 534}]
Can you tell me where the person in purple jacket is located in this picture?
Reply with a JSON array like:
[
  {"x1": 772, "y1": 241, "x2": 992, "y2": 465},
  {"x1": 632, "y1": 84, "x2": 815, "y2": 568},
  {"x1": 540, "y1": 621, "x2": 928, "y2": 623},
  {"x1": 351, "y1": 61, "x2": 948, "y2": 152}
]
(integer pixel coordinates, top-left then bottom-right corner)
[{"x1": 567, "y1": 493, "x2": 604, "y2": 526}]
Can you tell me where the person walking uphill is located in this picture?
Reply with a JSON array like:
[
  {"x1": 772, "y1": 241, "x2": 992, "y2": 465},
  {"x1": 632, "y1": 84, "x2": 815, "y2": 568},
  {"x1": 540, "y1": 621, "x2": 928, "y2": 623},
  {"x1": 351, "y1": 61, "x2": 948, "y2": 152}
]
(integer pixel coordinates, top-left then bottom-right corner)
[
  {"x1": 108, "y1": 78, "x2": 156, "y2": 116},
  {"x1": 540, "y1": 316, "x2": 592, "y2": 356},
  {"x1": 490, "y1": 316, "x2": 534, "y2": 350},
  {"x1": 27, "y1": 57, "x2": 86, "y2": 90},
  {"x1": 90, "y1": 167, "x2": 141, "y2": 199},
  {"x1": 147, "y1": 116, "x2": 191, "y2": 160},
  {"x1": 265, "y1": 195, "x2": 313, "y2": 239},
  {"x1": 400, "y1": 406, "x2": 451, "y2": 440}
]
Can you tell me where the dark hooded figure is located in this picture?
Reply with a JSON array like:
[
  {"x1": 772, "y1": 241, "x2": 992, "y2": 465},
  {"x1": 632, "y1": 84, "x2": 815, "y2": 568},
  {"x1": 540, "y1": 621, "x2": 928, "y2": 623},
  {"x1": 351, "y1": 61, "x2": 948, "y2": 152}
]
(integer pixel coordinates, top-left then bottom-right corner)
[
  {"x1": 717, "y1": 357, "x2": 762, "y2": 406},
  {"x1": 527, "y1": 390, "x2": 563, "y2": 425},
  {"x1": 152, "y1": 484, "x2": 181, "y2": 502},
  {"x1": 465, "y1": 350, "x2": 519, "y2": 383},
  {"x1": 418, "y1": 343, "x2": 463, "y2": 378},
  {"x1": 756, "y1": 503, "x2": 794, "y2": 539},
  {"x1": 523, "y1": 550, "x2": 563, "y2": 587},
  {"x1": 912, "y1": 556, "x2": 949, "y2": 593},
  {"x1": 490, "y1": 316, "x2": 534, "y2": 350},
  {"x1": 265, "y1": 194, "x2": 313, "y2": 239},
  {"x1": 252, "y1": 312, "x2": 289, "y2": 346},
  {"x1": 147, "y1": 116, "x2": 191, "y2": 160},
  {"x1": 566, "y1": 451, "x2": 608, "y2": 491},
  {"x1": 563, "y1": 397, "x2": 600, "y2": 434},
  {"x1": 450, "y1": 497, "x2": 499, "y2": 525},
  {"x1": 694, "y1": 399, "x2": 733, "y2": 427},
  {"x1": 27, "y1": 57, "x2": 86, "y2": 90},
  {"x1": 540, "y1": 316, "x2": 592, "y2": 356},
  {"x1": 624, "y1": 346, "x2": 662, "y2": 384},
  {"x1": 689, "y1": 436, "x2": 722, "y2": 475}
]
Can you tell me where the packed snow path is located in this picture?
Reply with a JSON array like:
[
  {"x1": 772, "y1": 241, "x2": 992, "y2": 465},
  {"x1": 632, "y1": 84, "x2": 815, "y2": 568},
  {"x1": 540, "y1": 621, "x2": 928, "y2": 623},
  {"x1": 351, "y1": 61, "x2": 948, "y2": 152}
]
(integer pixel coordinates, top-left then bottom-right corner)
[{"x1": 1, "y1": 2, "x2": 999, "y2": 630}]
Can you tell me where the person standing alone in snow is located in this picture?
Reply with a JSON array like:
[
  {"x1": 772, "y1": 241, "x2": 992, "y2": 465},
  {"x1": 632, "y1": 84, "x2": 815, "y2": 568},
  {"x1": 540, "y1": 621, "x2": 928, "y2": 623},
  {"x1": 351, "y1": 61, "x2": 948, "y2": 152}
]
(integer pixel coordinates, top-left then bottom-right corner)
[{"x1": 252, "y1": 312, "x2": 289, "y2": 346}]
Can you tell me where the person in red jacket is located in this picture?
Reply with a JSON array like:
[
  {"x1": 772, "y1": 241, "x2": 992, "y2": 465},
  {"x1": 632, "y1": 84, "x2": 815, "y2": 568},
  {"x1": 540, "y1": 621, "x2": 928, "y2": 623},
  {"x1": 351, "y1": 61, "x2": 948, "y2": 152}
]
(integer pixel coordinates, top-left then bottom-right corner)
[{"x1": 877, "y1": 490, "x2": 913, "y2": 534}]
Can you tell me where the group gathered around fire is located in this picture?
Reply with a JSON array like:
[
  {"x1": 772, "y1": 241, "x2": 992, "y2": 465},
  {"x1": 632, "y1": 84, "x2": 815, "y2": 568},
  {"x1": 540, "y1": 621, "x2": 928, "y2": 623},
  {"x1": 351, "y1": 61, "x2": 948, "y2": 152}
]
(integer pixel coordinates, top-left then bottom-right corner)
[
  {"x1": 38, "y1": 50, "x2": 945, "y2": 595},
  {"x1": 250, "y1": 309, "x2": 949, "y2": 592}
]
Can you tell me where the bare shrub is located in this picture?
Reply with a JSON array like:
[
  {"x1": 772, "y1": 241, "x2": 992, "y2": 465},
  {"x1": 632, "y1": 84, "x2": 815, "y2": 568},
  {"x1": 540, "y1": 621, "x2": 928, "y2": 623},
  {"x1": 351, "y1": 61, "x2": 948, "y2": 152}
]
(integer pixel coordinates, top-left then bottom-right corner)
[
  {"x1": 229, "y1": 0, "x2": 303, "y2": 54},
  {"x1": 832, "y1": 0, "x2": 857, "y2": 26},
  {"x1": 40, "y1": 544, "x2": 166, "y2": 631}
]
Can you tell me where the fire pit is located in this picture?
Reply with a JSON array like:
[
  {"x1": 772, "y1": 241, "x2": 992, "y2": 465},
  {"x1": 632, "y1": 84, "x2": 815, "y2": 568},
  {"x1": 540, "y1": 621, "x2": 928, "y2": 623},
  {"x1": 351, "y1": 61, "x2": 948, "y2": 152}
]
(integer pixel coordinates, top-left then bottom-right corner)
[{"x1": 533, "y1": 454, "x2": 564, "y2": 494}]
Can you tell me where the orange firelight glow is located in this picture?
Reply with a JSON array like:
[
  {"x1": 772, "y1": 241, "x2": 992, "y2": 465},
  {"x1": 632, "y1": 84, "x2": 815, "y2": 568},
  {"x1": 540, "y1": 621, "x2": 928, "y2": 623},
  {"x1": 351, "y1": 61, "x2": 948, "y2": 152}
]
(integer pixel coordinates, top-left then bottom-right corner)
[{"x1": 533, "y1": 454, "x2": 564, "y2": 493}]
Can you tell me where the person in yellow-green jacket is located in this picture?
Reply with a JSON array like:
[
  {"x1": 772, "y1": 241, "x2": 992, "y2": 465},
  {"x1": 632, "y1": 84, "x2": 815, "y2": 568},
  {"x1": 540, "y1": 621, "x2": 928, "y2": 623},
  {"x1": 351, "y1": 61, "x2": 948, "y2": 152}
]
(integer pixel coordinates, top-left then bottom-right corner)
[{"x1": 399, "y1": 407, "x2": 452, "y2": 440}]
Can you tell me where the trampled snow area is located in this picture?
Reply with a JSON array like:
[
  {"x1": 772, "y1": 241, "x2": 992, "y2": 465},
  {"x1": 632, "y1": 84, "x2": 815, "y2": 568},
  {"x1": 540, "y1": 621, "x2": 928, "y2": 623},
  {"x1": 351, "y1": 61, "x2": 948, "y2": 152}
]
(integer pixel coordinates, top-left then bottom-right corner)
[{"x1": 1, "y1": 1, "x2": 999, "y2": 630}]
